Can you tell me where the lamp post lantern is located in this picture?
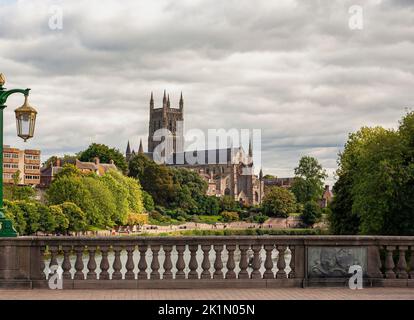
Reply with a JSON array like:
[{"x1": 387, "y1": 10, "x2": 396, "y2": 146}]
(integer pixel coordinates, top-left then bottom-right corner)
[{"x1": 0, "y1": 73, "x2": 37, "y2": 237}]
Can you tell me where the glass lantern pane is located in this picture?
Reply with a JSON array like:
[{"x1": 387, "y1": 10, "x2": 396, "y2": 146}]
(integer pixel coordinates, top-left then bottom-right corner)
[{"x1": 20, "y1": 114, "x2": 30, "y2": 136}]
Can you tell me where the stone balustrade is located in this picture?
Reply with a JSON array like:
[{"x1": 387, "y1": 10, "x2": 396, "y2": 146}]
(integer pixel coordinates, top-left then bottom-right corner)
[{"x1": 0, "y1": 236, "x2": 413, "y2": 289}]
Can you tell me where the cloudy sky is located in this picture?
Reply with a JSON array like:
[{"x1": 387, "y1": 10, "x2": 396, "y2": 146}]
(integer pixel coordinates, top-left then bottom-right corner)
[{"x1": 1, "y1": 0, "x2": 413, "y2": 184}]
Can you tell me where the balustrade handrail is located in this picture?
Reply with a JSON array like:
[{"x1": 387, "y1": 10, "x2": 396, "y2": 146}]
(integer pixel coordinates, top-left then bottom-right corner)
[{"x1": 1, "y1": 235, "x2": 413, "y2": 289}]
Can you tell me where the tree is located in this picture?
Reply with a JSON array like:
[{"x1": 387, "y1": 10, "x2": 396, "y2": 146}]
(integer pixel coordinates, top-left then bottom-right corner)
[
  {"x1": 108, "y1": 170, "x2": 144, "y2": 215},
  {"x1": 78, "y1": 143, "x2": 127, "y2": 173},
  {"x1": 142, "y1": 190, "x2": 155, "y2": 212},
  {"x1": 49, "y1": 205, "x2": 69, "y2": 234},
  {"x1": 101, "y1": 172, "x2": 129, "y2": 225},
  {"x1": 37, "y1": 203, "x2": 57, "y2": 234},
  {"x1": 220, "y1": 195, "x2": 240, "y2": 212},
  {"x1": 196, "y1": 195, "x2": 220, "y2": 215},
  {"x1": 330, "y1": 112, "x2": 414, "y2": 235},
  {"x1": 128, "y1": 153, "x2": 153, "y2": 180},
  {"x1": 142, "y1": 163, "x2": 177, "y2": 207},
  {"x1": 291, "y1": 156, "x2": 327, "y2": 204},
  {"x1": 301, "y1": 201, "x2": 322, "y2": 226},
  {"x1": 54, "y1": 163, "x2": 82, "y2": 179},
  {"x1": 14, "y1": 201, "x2": 40, "y2": 235},
  {"x1": 3, "y1": 170, "x2": 35, "y2": 201},
  {"x1": 3, "y1": 200, "x2": 27, "y2": 235},
  {"x1": 82, "y1": 176, "x2": 116, "y2": 228},
  {"x1": 46, "y1": 175, "x2": 101, "y2": 228},
  {"x1": 262, "y1": 186, "x2": 297, "y2": 218},
  {"x1": 59, "y1": 202, "x2": 87, "y2": 232}
]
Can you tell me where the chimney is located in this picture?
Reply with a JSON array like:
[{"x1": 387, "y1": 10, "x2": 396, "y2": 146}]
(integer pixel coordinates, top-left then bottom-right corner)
[
  {"x1": 94, "y1": 157, "x2": 100, "y2": 165},
  {"x1": 55, "y1": 158, "x2": 61, "y2": 167}
]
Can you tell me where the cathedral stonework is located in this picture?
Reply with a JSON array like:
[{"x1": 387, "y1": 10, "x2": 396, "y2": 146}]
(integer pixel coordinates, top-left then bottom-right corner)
[{"x1": 127, "y1": 91, "x2": 264, "y2": 206}]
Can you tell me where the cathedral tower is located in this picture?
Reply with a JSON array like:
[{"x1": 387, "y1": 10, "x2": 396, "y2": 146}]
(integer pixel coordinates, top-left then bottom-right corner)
[{"x1": 148, "y1": 91, "x2": 184, "y2": 154}]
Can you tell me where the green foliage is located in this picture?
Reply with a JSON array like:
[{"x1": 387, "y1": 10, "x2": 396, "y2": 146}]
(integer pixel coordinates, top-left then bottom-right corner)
[
  {"x1": 3, "y1": 169, "x2": 35, "y2": 201},
  {"x1": 3, "y1": 185, "x2": 35, "y2": 201},
  {"x1": 78, "y1": 143, "x2": 127, "y2": 173},
  {"x1": 252, "y1": 214, "x2": 269, "y2": 224},
  {"x1": 195, "y1": 195, "x2": 221, "y2": 215},
  {"x1": 301, "y1": 201, "x2": 322, "y2": 226},
  {"x1": 100, "y1": 172, "x2": 129, "y2": 225},
  {"x1": 262, "y1": 186, "x2": 297, "y2": 217},
  {"x1": 49, "y1": 205, "x2": 69, "y2": 234},
  {"x1": 47, "y1": 167, "x2": 144, "y2": 229},
  {"x1": 128, "y1": 153, "x2": 152, "y2": 179},
  {"x1": 220, "y1": 211, "x2": 239, "y2": 222},
  {"x1": 330, "y1": 112, "x2": 414, "y2": 235},
  {"x1": 82, "y1": 176, "x2": 116, "y2": 228},
  {"x1": 3, "y1": 200, "x2": 27, "y2": 235},
  {"x1": 136, "y1": 159, "x2": 177, "y2": 206},
  {"x1": 59, "y1": 202, "x2": 88, "y2": 232},
  {"x1": 46, "y1": 175, "x2": 101, "y2": 227},
  {"x1": 55, "y1": 163, "x2": 82, "y2": 179},
  {"x1": 220, "y1": 195, "x2": 241, "y2": 212},
  {"x1": 14, "y1": 201, "x2": 40, "y2": 235},
  {"x1": 37, "y1": 203, "x2": 57, "y2": 234},
  {"x1": 142, "y1": 190, "x2": 155, "y2": 212},
  {"x1": 291, "y1": 156, "x2": 328, "y2": 204}
]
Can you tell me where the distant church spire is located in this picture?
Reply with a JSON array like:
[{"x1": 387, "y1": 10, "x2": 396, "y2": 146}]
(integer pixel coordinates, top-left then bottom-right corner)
[
  {"x1": 259, "y1": 168, "x2": 263, "y2": 180},
  {"x1": 163, "y1": 89, "x2": 167, "y2": 108},
  {"x1": 248, "y1": 138, "x2": 253, "y2": 157},
  {"x1": 167, "y1": 94, "x2": 170, "y2": 108},
  {"x1": 179, "y1": 92, "x2": 184, "y2": 110},
  {"x1": 150, "y1": 92, "x2": 154, "y2": 109},
  {"x1": 126, "y1": 140, "x2": 131, "y2": 155},
  {"x1": 138, "y1": 139, "x2": 144, "y2": 154}
]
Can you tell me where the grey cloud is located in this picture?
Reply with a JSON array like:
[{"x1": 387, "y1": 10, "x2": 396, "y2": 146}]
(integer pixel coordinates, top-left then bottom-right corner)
[{"x1": 1, "y1": 0, "x2": 413, "y2": 185}]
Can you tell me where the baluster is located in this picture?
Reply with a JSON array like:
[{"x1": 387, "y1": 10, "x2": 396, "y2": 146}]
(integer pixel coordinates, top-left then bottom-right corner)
[
  {"x1": 138, "y1": 245, "x2": 148, "y2": 280},
  {"x1": 74, "y1": 246, "x2": 85, "y2": 280},
  {"x1": 201, "y1": 245, "x2": 211, "y2": 279},
  {"x1": 99, "y1": 246, "x2": 110, "y2": 280},
  {"x1": 150, "y1": 245, "x2": 161, "y2": 279},
  {"x1": 276, "y1": 245, "x2": 287, "y2": 279},
  {"x1": 238, "y1": 244, "x2": 249, "y2": 279},
  {"x1": 39, "y1": 247, "x2": 46, "y2": 280},
  {"x1": 289, "y1": 246, "x2": 295, "y2": 278},
  {"x1": 48, "y1": 245, "x2": 59, "y2": 270},
  {"x1": 225, "y1": 244, "x2": 236, "y2": 279},
  {"x1": 163, "y1": 245, "x2": 173, "y2": 280},
  {"x1": 396, "y1": 246, "x2": 408, "y2": 279},
  {"x1": 188, "y1": 245, "x2": 199, "y2": 279},
  {"x1": 250, "y1": 244, "x2": 261, "y2": 279},
  {"x1": 213, "y1": 244, "x2": 224, "y2": 279},
  {"x1": 175, "y1": 245, "x2": 186, "y2": 279},
  {"x1": 409, "y1": 246, "x2": 414, "y2": 279},
  {"x1": 86, "y1": 246, "x2": 97, "y2": 280},
  {"x1": 385, "y1": 246, "x2": 396, "y2": 279},
  {"x1": 112, "y1": 246, "x2": 122, "y2": 280},
  {"x1": 61, "y1": 245, "x2": 72, "y2": 280},
  {"x1": 125, "y1": 245, "x2": 135, "y2": 280},
  {"x1": 263, "y1": 244, "x2": 274, "y2": 279}
]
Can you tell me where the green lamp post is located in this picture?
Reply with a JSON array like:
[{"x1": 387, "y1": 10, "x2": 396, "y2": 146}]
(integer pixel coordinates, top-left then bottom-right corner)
[{"x1": 0, "y1": 73, "x2": 38, "y2": 237}]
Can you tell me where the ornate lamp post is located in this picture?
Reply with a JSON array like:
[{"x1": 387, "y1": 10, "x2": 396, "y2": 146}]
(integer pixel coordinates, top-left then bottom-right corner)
[{"x1": 0, "y1": 73, "x2": 37, "y2": 237}]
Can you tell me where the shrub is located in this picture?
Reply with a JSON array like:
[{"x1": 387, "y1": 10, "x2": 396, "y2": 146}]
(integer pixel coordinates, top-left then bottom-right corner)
[
  {"x1": 301, "y1": 201, "x2": 322, "y2": 226},
  {"x1": 262, "y1": 186, "x2": 297, "y2": 217},
  {"x1": 220, "y1": 211, "x2": 239, "y2": 222}
]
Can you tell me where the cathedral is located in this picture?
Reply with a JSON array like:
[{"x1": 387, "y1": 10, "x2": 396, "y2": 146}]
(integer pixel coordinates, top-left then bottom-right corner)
[{"x1": 126, "y1": 91, "x2": 264, "y2": 206}]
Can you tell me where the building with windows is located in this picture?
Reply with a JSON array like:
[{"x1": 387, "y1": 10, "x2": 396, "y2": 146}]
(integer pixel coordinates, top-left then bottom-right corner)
[
  {"x1": 3, "y1": 145, "x2": 41, "y2": 186},
  {"x1": 40, "y1": 157, "x2": 117, "y2": 187}
]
